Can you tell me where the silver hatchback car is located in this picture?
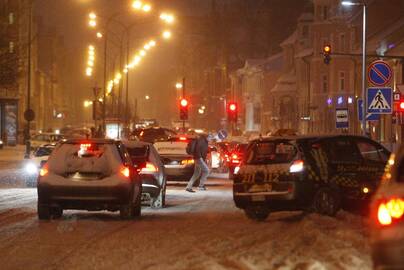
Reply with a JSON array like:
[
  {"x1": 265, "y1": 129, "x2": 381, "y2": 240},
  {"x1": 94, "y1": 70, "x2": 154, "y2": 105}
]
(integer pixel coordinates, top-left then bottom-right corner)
[{"x1": 37, "y1": 139, "x2": 142, "y2": 220}]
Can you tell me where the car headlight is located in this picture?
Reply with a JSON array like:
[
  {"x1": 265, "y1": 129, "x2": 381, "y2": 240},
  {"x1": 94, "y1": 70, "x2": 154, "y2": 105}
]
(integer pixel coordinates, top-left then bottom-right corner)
[{"x1": 25, "y1": 163, "x2": 38, "y2": 174}]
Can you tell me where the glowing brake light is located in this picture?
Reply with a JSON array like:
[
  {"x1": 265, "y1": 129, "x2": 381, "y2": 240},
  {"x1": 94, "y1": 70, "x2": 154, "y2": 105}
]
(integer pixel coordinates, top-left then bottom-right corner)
[
  {"x1": 179, "y1": 136, "x2": 187, "y2": 141},
  {"x1": 80, "y1": 143, "x2": 92, "y2": 150},
  {"x1": 289, "y1": 160, "x2": 304, "y2": 173},
  {"x1": 377, "y1": 198, "x2": 404, "y2": 226},
  {"x1": 140, "y1": 162, "x2": 158, "y2": 173},
  {"x1": 232, "y1": 154, "x2": 238, "y2": 160},
  {"x1": 120, "y1": 167, "x2": 130, "y2": 178},
  {"x1": 39, "y1": 164, "x2": 49, "y2": 177}
]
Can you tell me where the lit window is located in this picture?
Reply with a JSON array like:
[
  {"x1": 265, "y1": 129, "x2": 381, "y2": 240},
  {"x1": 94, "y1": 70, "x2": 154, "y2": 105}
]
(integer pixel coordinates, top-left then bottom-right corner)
[
  {"x1": 9, "y1": 42, "x2": 14, "y2": 53},
  {"x1": 9, "y1": 13, "x2": 14, "y2": 24}
]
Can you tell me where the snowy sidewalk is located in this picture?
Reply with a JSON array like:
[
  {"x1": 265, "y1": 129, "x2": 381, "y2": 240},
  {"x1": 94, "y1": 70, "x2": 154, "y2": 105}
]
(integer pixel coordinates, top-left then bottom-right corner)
[{"x1": 0, "y1": 145, "x2": 26, "y2": 169}]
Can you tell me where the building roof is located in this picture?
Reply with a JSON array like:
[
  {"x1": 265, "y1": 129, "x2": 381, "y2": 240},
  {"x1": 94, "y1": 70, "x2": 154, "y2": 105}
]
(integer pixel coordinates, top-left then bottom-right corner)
[
  {"x1": 270, "y1": 71, "x2": 296, "y2": 93},
  {"x1": 280, "y1": 30, "x2": 297, "y2": 47}
]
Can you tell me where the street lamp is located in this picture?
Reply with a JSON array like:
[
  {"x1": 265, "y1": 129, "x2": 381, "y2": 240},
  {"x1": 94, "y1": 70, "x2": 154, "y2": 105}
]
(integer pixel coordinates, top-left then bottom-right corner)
[
  {"x1": 342, "y1": 0, "x2": 367, "y2": 135},
  {"x1": 162, "y1": 30, "x2": 172, "y2": 39},
  {"x1": 175, "y1": 82, "x2": 183, "y2": 89}
]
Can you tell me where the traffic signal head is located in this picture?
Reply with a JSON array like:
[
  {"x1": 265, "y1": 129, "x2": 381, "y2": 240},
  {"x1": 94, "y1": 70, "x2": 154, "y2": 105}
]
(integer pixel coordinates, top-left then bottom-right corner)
[
  {"x1": 399, "y1": 100, "x2": 404, "y2": 112},
  {"x1": 227, "y1": 102, "x2": 238, "y2": 122},
  {"x1": 179, "y1": 98, "x2": 189, "y2": 120},
  {"x1": 323, "y1": 44, "x2": 331, "y2": 64}
]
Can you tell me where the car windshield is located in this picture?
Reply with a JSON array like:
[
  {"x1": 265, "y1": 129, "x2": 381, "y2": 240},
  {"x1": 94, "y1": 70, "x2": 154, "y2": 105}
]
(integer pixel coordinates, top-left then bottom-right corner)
[
  {"x1": 34, "y1": 146, "x2": 54, "y2": 157},
  {"x1": 245, "y1": 141, "x2": 297, "y2": 165}
]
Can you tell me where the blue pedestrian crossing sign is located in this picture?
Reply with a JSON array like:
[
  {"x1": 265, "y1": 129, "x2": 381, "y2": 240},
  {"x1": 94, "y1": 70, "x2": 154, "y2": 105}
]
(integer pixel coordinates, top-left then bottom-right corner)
[
  {"x1": 358, "y1": 99, "x2": 380, "y2": 121},
  {"x1": 366, "y1": 87, "x2": 392, "y2": 114}
]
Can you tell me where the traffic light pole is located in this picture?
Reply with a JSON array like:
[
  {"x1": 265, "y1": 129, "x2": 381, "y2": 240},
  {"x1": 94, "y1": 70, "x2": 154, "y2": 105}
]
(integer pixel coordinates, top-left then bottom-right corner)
[{"x1": 182, "y1": 77, "x2": 186, "y2": 132}]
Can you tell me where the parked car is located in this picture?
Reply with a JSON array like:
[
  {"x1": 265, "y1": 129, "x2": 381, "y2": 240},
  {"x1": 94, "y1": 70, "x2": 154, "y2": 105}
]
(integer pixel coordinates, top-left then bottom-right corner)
[
  {"x1": 30, "y1": 133, "x2": 64, "y2": 150},
  {"x1": 24, "y1": 144, "x2": 55, "y2": 187},
  {"x1": 131, "y1": 127, "x2": 177, "y2": 143},
  {"x1": 370, "y1": 146, "x2": 404, "y2": 269},
  {"x1": 154, "y1": 135, "x2": 197, "y2": 185},
  {"x1": 233, "y1": 135, "x2": 389, "y2": 221},
  {"x1": 228, "y1": 143, "x2": 248, "y2": 179},
  {"x1": 124, "y1": 141, "x2": 166, "y2": 208},
  {"x1": 37, "y1": 139, "x2": 142, "y2": 220}
]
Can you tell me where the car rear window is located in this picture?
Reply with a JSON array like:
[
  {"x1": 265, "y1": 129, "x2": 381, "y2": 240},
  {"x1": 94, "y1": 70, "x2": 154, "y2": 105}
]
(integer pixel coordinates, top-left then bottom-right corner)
[
  {"x1": 245, "y1": 141, "x2": 297, "y2": 165},
  {"x1": 47, "y1": 143, "x2": 122, "y2": 175},
  {"x1": 127, "y1": 146, "x2": 148, "y2": 157}
]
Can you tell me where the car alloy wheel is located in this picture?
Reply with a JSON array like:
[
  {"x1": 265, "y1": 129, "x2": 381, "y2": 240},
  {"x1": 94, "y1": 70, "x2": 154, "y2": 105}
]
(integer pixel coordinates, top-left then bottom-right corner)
[{"x1": 314, "y1": 188, "x2": 341, "y2": 217}]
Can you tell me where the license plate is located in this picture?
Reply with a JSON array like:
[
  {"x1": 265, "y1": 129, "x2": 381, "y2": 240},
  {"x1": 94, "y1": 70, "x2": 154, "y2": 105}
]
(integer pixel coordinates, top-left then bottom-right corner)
[
  {"x1": 249, "y1": 184, "x2": 272, "y2": 193},
  {"x1": 251, "y1": 195, "x2": 266, "y2": 202}
]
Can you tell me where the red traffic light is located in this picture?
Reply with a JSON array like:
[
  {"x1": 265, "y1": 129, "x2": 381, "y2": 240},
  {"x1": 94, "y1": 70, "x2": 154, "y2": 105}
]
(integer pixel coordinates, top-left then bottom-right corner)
[
  {"x1": 400, "y1": 101, "x2": 404, "y2": 110},
  {"x1": 180, "y1": 98, "x2": 188, "y2": 107},
  {"x1": 229, "y1": 103, "x2": 237, "y2": 111}
]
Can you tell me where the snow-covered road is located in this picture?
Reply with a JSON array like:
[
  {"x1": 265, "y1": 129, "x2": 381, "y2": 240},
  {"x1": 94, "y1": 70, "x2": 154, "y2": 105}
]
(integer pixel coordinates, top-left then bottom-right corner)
[{"x1": 0, "y1": 178, "x2": 373, "y2": 270}]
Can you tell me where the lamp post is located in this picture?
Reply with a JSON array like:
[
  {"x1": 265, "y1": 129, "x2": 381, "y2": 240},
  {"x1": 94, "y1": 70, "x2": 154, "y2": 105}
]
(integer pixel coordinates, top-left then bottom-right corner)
[
  {"x1": 24, "y1": 0, "x2": 33, "y2": 159},
  {"x1": 342, "y1": 1, "x2": 367, "y2": 135}
]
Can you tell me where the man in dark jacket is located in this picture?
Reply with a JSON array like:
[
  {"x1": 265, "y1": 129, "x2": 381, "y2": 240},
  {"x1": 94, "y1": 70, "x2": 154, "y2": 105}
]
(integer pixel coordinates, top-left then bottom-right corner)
[{"x1": 186, "y1": 134, "x2": 211, "y2": 192}]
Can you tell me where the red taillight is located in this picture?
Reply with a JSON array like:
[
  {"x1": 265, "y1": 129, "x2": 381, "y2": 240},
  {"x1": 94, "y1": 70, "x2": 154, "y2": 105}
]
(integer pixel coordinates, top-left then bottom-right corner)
[
  {"x1": 377, "y1": 198, "x2": 404, "y2": 226},
  {"x1": 231, "y1": 153, "x2": 240, "y2": 164},
  {"x1": 179, "y1": 136, "x2": 187, "y2": 141},
  {"x1": 140, "y1": 162, "x2": 158, "y2": 173},
  {"x1": 39, "y1": 165, "x2": 48, "y2": 177},
  {"x1": 80, "y1": 143, "x2": 92, "y2": 150},
  {"x1": 120, "y1": 167, "x2": 130, "y2": 178}
]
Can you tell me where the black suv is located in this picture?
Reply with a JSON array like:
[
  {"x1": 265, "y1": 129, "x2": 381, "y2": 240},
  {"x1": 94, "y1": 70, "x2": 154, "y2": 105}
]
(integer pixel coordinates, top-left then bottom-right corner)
[{"x1": 233, "y1": 135, "x2": 389, "y2": 221}]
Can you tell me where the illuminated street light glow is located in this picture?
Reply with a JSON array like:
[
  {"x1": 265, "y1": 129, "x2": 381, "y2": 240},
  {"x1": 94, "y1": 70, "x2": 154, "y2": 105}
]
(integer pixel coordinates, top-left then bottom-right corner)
[
  {"x1": 139, "y1": 50, "x2": 146, "y2": 56},
  {"x1": 175, "y1": 83, "x2": 183, "y2": 89},
  {"x1": 87, "y1": 60, "x2": 94, "y2": 67},
  {"x1": 144, "y1": 44, "x2": 150, "y2": 50},
  {"x1": 96, "y1": 32, "x2": 103, "y2": 38},
  {"x1": 86, "y1": 67, "x2": 92, "y2": 76},
  {"x1": 160, "y1": 13, "x2": 175, "y2": 24},
  {"x1": 88, "y1": 45, "x2": 95, "y2": 51},
  {"x1": 142, "y1": 4, "x2": 151, "y2": 12},
  {"x1": 145, "y1": 95, "x2": 150, "y2": 100},
  {"x1": 89, "y1": 20, "x2": 96, "y2": 27},
  {"x1": 89, "y1": 55, "x2": 95, "y2": 61},
  {"x1": 132, "y1": 1, "x2": 142, "y2": 9},
  {"x1": 162, "y1": 30, "x2": 172, "y2": 39},
  {"x1": 149, "y1": 40, "x2": 156, "y2": 47},
  {"x1": 123, "y1": 68, "x2": 128, "y2": 73},
  {"x1": 341, "y1": 1, "x2": 360, "y2": 6},
  {"x1": 89, "y1": 12, "x2": 96, "y2": 19}
]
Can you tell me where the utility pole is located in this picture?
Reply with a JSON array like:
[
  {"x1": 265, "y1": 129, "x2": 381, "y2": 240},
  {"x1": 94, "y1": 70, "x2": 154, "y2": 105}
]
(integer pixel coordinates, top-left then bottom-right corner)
[{"x1": 24, "y1": 1, "x2": 33, "y2": 159}]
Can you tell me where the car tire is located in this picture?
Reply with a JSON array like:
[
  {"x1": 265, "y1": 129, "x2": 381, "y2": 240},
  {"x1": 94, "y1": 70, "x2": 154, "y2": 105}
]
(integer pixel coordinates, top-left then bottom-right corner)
[
  {"x1": 38, "y1": 204, "x2": 51, "y2": 220},
  {"x1": 152, "y1": 182, "x2": 166, "y2": 209},
  {"x1": 51, "y1": 207, "x2": 63, "y2": 219},
  {"x1": 133, "y1": 185, "x2": 142, "y2": 217},
  {"x1": 244, "y1": 206, "x2": 270, "y2": 221},
  {"x1": 120, "y1": 204, "x2": 135, "y2": 220},
  {"x1": 313, "y1": 187, "x2": 341, "y2": 217}
]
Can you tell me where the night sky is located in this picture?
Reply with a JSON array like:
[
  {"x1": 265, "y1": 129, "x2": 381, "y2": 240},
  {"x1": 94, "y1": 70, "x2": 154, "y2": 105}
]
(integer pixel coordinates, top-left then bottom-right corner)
[{"x1": 33, "y1": 0, "x2": 308, "y2": 126}]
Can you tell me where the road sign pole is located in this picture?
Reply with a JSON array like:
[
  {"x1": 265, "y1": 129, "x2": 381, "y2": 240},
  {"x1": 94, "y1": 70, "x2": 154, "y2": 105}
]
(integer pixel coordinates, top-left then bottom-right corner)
[{"x1": 361, "y1": 4, "x2": 367, "y2": 136}]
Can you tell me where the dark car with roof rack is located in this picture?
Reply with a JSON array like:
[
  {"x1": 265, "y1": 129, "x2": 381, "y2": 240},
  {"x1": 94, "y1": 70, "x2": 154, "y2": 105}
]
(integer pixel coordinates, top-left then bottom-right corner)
[{"x1": 233, "y1": 135, "x2": 390, "y2": 221}]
